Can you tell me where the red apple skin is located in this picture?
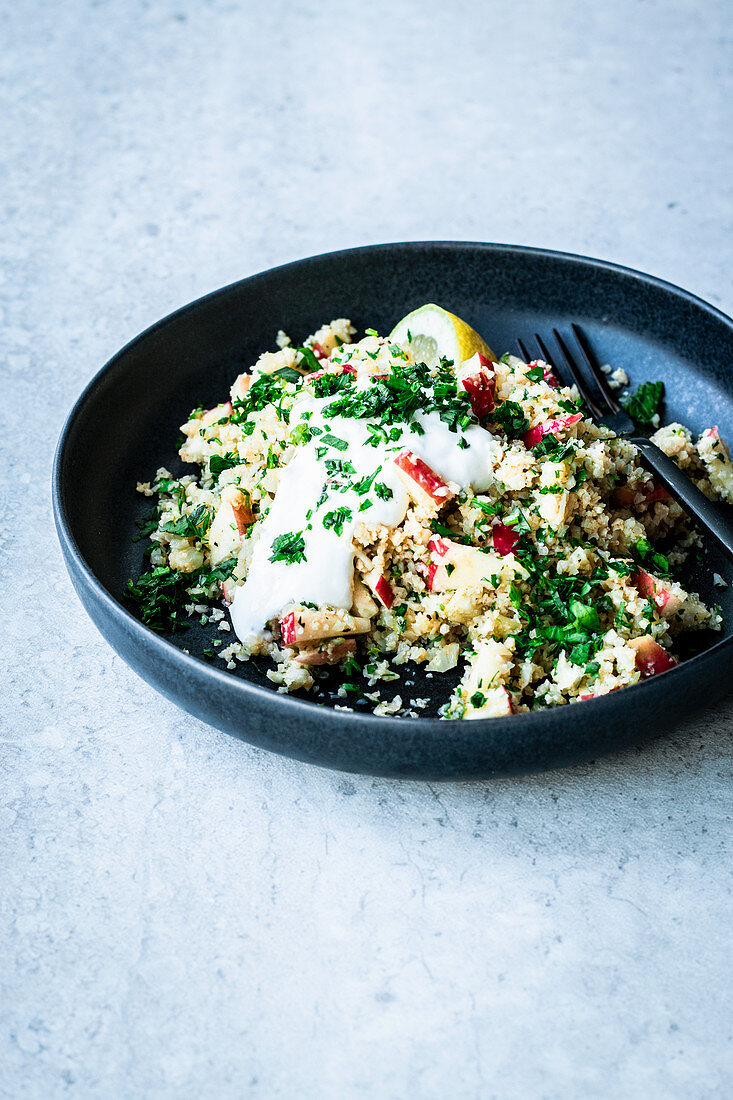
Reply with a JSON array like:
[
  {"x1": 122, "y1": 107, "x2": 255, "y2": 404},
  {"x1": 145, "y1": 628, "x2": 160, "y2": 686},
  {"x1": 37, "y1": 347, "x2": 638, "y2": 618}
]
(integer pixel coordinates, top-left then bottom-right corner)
[
  {"x1": 221, "y1": 577, "x2": 236, "y2": 605},
  {"x1": 280, "y1": 611, "x2": 297, "y2": 646},
  {"x1": 633, "y1": 570, "x2": 683, "y2": 618},
  {"x1": 579, "y1": 687, "x2": 619, "y2": 701},
  {"x1": 373, "y1": 575, "x2": 394, "y2": 610},
  {"x1": 231, "y1": 502, "x2": 254, "y2": 536},
  {"x1": 644, "y1": 482, "x2": 670, "y2": 504},
  {"x1": 630, "y1": 635, "x2": 677, "y2": 677},
  {"x1": 523, "y1": 412, "x2": 583, "y2": 449},
  {"x1": 492, "y1": 523, "x2": 519, "y2": 557},
  {"x1": 527, "y1": 359, "x2": 559, "y2": 388},
  {"x1": 393, "y1": 451, "x2": 454, "y2": 506},
  {"x1": 634, "y1": 569, "x2": 665, "y2": 609},
  {"x1": 460, "y1": 353, "x2": 496, "y2": 417},
  {"x1": 426, "y1": 536, "x2": 449, "y2": 593}
]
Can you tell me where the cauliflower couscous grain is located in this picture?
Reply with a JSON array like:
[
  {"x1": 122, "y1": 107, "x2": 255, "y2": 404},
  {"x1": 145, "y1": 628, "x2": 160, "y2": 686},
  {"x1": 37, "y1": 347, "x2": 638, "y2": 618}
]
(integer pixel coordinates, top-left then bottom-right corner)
[{"x1": 127, "y1": 310, "x2": 733, "y2": 719}]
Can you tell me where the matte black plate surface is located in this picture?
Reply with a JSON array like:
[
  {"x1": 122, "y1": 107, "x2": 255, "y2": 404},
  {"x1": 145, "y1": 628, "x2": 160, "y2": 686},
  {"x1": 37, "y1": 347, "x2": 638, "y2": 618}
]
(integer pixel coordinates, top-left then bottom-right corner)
[{"x1": 53, "y1": 242, "x2": 733, "y2": 777}]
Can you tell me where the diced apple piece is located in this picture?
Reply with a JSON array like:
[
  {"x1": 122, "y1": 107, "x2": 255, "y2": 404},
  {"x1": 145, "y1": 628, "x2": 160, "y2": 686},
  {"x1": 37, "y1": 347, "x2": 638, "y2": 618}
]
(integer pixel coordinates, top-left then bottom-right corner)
[
  {"x1": 352, "y1": 577, "x2": 379, "y2": 619},
  {"x1": 525, "y1": 358, "x2": 559, "y2": 389},
  {"x1": 231, "y1": 372, "x2": 252, "y2": 401},
  {"x1": 464, "y1": 686, "x2": 515, "y2": 719},
  {"x1": 393, "y1": 451, "x2": 455, "y2": 509},
  {"x1": 538, "y1": 489, "x2": 572, "y2": 529},
  {"x1": 523, "y1": 413, "x2": 583, "y2": 449},
  {"x1": 629, "y1": 635, "x2": 677, "y2": 677},
  {"x1": 644, "y1": 481, "x2": 670, "y2": 504},
  {"x1": 221, "y1": 485, "x2": 254, "y2": 532},
  {"x1": 461, "y1": 639, "x2": 515, "y2": 718},
  {"x1": 181, "y1": 401, "x2": 232, "y2": 438},
  {"x1": 200, "y1": 401, "x2": 231, "y2": 420},
  {"x1": 279, "y1": 607, "x2": 370, "y2": 646},
  {"x1": 221, "y1": 577, "x2": 237, "y2": 604},
  {"x1": 209, "y1": 496, "x2": 250, "y2": 566},
  {"x1": 294, "y1": 638, "x2": 357, "y2": 666},
  {"x1": 613, "y1": 480, "x2": 670, "y2": 508},
  {"x1": 427, "y1": 537, "x2": 526, "y2": 592},
  {"x1": 579, "y1": 687, "x2": 618, "y2": 701},
  {"x1": 458, "y1": 352, "x2": 496, "y2": 417},
  {"x1": 364, "y1": 569, "x2": 394, "y2": 609},
  {"x1": 491, "y1": 522, "x2": 520, "y2": 557},
  {"x1": 633, "y1": 569, "x2": 684, "y2": 618}
]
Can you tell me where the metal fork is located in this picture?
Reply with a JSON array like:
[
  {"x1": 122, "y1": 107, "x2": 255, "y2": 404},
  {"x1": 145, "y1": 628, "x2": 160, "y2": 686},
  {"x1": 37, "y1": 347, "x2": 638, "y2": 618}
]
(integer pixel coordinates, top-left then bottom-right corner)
[{"x1": 516, "y1": 325, "x2": 733, "y2": 557}]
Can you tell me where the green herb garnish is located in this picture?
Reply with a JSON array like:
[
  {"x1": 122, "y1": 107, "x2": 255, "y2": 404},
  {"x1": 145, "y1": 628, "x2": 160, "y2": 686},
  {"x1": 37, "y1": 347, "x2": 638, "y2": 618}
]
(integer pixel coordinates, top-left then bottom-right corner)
[
  {"x1": 621, "y1": 380, "x2": 664, "y2": 431},
  {"x1": 269, "y1": 531, "x2": 306, "y2": 564}
]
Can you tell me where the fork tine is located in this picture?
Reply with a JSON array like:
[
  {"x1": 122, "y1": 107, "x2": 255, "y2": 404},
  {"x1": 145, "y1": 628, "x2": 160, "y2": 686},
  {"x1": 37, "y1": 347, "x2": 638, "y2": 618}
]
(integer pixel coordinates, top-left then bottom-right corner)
[
  {"x1": 516, "y1": 337, "x2": 532, "y2": 362},
  {"x1": 549, "y1": 328, "x2": 606, "y2": 419},
  {"x1": 534, "y1": 330, "x2": 573, "y2": 394},
  {"x1": 571, "y1": 323, "x2": 621, "y2": 414}
]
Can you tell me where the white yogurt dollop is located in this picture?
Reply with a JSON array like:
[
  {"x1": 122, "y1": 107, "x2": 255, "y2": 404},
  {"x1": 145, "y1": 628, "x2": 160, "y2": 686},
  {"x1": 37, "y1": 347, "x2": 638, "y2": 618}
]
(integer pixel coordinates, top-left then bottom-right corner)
[{"x1": 229, "y1": 393, "x2": 502, "y2": 644}]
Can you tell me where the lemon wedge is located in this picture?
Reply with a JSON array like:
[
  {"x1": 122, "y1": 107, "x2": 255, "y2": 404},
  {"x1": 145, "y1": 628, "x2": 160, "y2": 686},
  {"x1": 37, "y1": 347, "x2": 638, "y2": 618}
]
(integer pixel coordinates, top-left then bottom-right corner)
[{"x1": 389, "y1": 303, "x2": 495, "y2": 368}]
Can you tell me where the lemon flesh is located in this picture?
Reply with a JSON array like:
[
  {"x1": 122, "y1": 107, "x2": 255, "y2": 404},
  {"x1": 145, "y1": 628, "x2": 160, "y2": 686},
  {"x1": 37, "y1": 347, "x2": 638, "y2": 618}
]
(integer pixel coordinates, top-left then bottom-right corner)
[{"x1": 389, "y1": 303, "x2": 495, "y2": 369}]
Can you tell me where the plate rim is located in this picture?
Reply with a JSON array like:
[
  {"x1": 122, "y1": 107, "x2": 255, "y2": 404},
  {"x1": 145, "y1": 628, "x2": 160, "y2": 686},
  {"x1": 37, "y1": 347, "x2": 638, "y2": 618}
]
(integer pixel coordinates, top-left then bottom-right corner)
[{"x1": 52, "y1": 239, "x2": 733, "y2": 736}]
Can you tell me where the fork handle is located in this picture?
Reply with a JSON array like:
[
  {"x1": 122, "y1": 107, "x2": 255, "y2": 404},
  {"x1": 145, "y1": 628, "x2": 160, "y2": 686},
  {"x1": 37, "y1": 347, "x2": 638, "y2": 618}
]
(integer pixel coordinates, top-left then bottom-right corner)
[{"x1": 633, "y1": 436, "x2": 733, "y2": 559}]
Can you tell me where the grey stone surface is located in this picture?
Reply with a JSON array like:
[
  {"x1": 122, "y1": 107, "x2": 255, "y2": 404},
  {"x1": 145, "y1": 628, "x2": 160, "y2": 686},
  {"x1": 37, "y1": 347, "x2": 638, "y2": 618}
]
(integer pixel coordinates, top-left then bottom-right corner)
[{"x1": 1, "y1": 0, "x2": 732, "y2": 1096}]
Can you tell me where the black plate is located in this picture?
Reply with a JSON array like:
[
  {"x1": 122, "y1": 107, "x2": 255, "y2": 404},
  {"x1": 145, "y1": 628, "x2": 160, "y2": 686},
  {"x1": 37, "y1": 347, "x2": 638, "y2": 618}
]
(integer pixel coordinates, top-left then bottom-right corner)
[{"x1": 53, "y1": 242, "x2": 733, "y2": 778}]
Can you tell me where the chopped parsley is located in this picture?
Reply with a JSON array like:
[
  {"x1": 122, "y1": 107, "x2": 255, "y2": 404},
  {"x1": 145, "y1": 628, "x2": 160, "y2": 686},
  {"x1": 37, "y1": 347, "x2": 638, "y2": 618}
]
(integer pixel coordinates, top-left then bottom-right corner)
[
  {"x1": 160, "y1": 505, "x2": 212, "y2": 540},
  {"x1": 125, "y1": 556, "x2": 237, "y2": 633},
  {"x1": 320, "y1": 433, "x2": 349, "y2": 451},
  {"x1": 621, "y1": 380, "x2": 665, "y2": 431},
  {"x1": 269, "y1": 530, "x2": 306, "y2": 564},
  {"x1": 487, "y1": 400, "x2": 529, "y2": 439},
  {"x1": 322, "y1": 506, "x2": 352, "y2": 536},
  {"x1": 209, "y1": 452, "x2": 240, "y2": 479}
]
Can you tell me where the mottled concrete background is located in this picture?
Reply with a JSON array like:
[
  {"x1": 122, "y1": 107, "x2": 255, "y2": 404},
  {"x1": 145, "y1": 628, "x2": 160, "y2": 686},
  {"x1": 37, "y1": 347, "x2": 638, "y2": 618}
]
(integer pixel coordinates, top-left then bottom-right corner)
[{"x1": 2, "y1": 0, "x2": 732, "y2": 1096}]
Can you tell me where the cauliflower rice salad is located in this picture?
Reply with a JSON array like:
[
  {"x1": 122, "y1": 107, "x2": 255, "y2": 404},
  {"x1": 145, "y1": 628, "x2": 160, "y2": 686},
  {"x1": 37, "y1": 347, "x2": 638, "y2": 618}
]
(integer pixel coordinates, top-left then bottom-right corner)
[{"x1": 128, "y1": 308, "x2": 733, "y2": 719}]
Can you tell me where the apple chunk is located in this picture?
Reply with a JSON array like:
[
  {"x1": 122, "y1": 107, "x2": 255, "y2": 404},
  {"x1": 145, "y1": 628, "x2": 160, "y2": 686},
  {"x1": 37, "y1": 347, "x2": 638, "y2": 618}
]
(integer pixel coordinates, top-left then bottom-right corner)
[
  {"x1": 461, "y1": 639, "x2": 515, "y2": 718},
  {"x1": 523, "y1": 413, "x2": 583, "y2": 449},
  {"x1": 393, "y1": 450, "x2": 455, "y2": 509},
  {"x1": 464, "y1": 686, "x2": 514, "y2": 718},
  {"x1": 427, "y1": 537, "x2": 526, "y2": 592},
  {"x1": 279, "y1": 607, "x2": 370, "y2": 646},
  {"x1": 629, "y1": 635, "x2": 677, "y2": 677},
  {"x1": 365, "y1": 568, "x2": 394, "y2": 609},
  {"x1": 209, "y1": 488, "x2": 254, "y2": 565},
  {"x1": 458, "y1": 352, "x2": 496, "y2": 417},
  {"x1": 491, "y1": 522, "x2": 520, "y2": 557},
  {"x1": 633, "y1": 569, "x2": 684, "y2": 619}
]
